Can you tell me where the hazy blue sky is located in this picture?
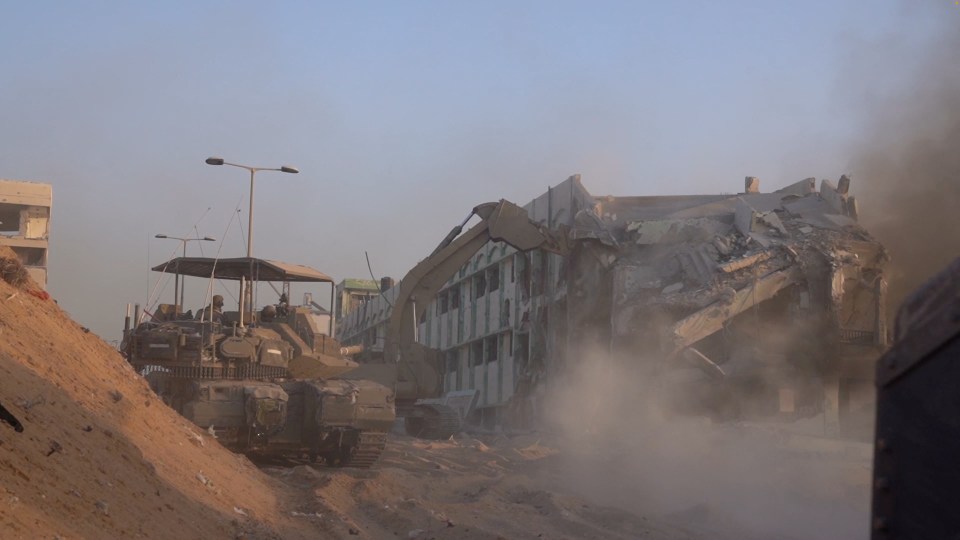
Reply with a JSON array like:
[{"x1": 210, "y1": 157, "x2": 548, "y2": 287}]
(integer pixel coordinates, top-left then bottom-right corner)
[{"x1": 0, "y1": 1, "x2": 947, "y2": 340}]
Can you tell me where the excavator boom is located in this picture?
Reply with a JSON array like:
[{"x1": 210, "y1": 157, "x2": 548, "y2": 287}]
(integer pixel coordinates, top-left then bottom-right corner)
[
  {"x1": 387, "y1": 200, "x2": 564, "y2": 368},
  {"x1": 347, "y1": 199, "x2": 565, "y2": 439}
]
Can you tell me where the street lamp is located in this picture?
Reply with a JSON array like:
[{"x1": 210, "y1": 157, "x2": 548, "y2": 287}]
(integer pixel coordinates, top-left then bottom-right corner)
[
  {"x1": 155, "y1": 234, "x2": 217, "y2": 312},
  {"x1": 204, "y1": 157, "x2": 299, "y2": 258}
]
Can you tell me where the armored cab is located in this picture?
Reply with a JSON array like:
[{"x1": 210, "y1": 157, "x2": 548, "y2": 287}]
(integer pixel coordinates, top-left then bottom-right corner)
[{"x1": 122, "y1": 257, "x2": 395, "y2": 467}]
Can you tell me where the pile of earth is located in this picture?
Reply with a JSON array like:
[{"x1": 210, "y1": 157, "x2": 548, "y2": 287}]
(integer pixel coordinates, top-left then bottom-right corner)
[{"x1": 0, "y1": 247, "x2": 317, "y2": 539}]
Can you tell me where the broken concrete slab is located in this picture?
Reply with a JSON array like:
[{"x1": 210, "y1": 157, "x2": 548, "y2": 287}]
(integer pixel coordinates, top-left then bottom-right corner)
[
  {"x1": 661, "y1": 282, "x2": 684, "y2": 295},
  {"x1": 626, "y1": 217, "x2": 730, "y2": 245},
  {"x1": 718, "y1": 251, "x2": 774, "y2": 273},
  {"x1": 775, "y1": 178, "x2": 817, "y2": 196},
  {"x1": 668, "y1": 267, "x2": 801, "y2": 353}
]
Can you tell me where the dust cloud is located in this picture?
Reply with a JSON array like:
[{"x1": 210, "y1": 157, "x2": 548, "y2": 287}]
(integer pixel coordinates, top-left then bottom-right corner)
[
  {"x1": 849, "y1": 10, "x2": 960, "y2": 310},
  {"x1": 539, "y1": 349, "x2": 870, "y2": 540}
]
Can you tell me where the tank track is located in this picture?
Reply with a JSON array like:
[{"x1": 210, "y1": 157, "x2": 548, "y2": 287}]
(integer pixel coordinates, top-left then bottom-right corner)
[
  {"x1": 339, "y1": 432, "x2": 387, "y2": 469},
  {"x1": 405, "y1": 403, "x2": 461, "y2": 440}
]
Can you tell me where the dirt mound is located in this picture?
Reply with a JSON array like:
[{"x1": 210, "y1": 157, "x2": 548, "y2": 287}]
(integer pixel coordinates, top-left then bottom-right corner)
[{"x1": 0, "y1": 247, "x2": 315, "y2": 539}]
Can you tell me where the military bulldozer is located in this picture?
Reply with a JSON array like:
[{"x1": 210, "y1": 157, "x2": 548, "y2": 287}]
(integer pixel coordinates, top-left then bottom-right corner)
[
  {"x1": 121, "y1": 257, "x2": 395, "y2": 467},
  {"x1": 339, "y1": 200, "x2": 567, "y2": 439}
]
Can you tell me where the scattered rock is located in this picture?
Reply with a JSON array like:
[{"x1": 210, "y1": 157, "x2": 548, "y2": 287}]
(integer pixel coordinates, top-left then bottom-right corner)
[
  {"x1": 16, "y1": 396, "x2": 45, "y2": 410},
  {"x1": 187, "y1": 431, "x2": 205, "y2": 448},
  {"x1": 45, "y1": 440, "x2": 63, "y2": 457},
  {"x1": 661, "y1": 282, "x2": 684, "y2": 295},
  {"x1": 109, "y1": 390, "x2": 123, "y2": 403},
  {"x1": 196, "y1": 472, "x2": 211, "y2": 487},
  {"x1": 348, "y1": 527, "x2": 360, "y2": 535},
  {"x1": 95, "y1": 500, "x2": 109, "y2": 515}
]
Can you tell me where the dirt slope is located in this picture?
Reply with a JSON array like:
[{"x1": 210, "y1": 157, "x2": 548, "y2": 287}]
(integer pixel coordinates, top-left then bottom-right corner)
[{"x1": 0, "y1": 251, "x2": 313, "y2": 540}]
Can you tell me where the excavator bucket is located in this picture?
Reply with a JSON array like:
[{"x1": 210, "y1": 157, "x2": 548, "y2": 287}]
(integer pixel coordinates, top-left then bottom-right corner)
[{"x1": 484, "y1": 200, "x2": 565, "y2": 253}]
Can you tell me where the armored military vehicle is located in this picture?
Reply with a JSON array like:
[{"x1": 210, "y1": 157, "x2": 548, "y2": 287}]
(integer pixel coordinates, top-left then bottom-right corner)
[{"x1": 121, "y1": 256, "x2": 395, "y2": 467}]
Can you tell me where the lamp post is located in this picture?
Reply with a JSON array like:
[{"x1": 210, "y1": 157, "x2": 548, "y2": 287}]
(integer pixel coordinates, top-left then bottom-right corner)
[
  {"x1": 204, "y1": 157, "x2": 299, "y2": 258},
  {"x1": 155, "y1": 234, "x2": 216, "y2": 312},
  {"x1": 205, "y1": 157, "x2": 298, "y2": 324}
]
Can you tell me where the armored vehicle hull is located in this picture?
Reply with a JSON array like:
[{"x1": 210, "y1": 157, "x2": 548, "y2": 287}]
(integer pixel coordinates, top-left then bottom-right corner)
[{"x1": 124, "y1": 257, "x2": 396, "y2": 467}]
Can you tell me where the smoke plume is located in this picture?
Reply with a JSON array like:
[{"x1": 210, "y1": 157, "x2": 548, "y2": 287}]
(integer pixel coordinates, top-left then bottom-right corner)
[{"x1": 851, "y1": 12, "x2": 960, "y2": 310}]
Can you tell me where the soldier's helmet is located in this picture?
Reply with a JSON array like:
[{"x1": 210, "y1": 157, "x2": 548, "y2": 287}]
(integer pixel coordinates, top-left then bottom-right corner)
[
  {"x1": 212, "y1": 294, "x2": 224, "y2": 307},
  {"x1": 260, "y1": 304, "x2": 277, "y2": 321}
]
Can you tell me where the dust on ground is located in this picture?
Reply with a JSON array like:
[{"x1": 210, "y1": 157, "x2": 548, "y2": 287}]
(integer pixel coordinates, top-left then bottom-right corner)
[{"x1": 261, "y1": 429, "x2": 870, "y2": 540}]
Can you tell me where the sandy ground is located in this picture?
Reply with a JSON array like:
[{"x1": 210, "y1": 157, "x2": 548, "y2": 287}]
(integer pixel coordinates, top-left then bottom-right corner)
[
  {"x1": 258, "y1": 428, "x2": 871, "y2": 540},
  {"x1": 0, "y1": 249, "x2": 871, "y2": 539}
]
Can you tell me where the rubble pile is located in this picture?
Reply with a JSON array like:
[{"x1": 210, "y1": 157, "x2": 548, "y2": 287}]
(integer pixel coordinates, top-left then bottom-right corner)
[{"x1": 565, "y1": 175, "x2": 888, "y2": 429}]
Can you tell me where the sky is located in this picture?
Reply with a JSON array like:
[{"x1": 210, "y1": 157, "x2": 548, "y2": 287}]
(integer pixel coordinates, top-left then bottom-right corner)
[{"x1": 0, "y1": 1, "x2": 951, "y2": 341}]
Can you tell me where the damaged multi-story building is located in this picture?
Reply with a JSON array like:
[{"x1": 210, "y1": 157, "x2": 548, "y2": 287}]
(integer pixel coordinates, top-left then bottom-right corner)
[
  {"x1": 338, "y1": 175, "x2": 887, "y2": 436},
  {"x1": 0, "y1": 179, "x2": 52, "y2": 289}
]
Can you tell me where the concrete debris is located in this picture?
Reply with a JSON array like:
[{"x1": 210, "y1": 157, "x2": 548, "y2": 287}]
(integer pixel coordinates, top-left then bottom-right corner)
[
  {"x1": 717, "y1": 251, "x2": 773, "y2": 273},
  {"x1": 187, "y1": 430, "x2": 205, "y2": 448},
  {"x1": 15, "y1": 395, "x2": 44, "y2": 410},
  {"x1": 661, "y1": 282, "x2": 684, "y2": 295},
  {"x1": 589, "y1": 175, "x2": 887, "y2": 433},
  {"x1": 196, "y1": 472, "x2": 212, "y2": 487},
  {"x1": 290, "y1": 511, "x2": 323, "y2": 518}
]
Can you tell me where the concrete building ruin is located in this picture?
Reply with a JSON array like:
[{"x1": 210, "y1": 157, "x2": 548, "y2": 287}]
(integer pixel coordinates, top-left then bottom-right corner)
[
  {"x1": 0, "y1": 180, "x2": 52, "y2": 289},
  {"x1": 338, "y1": 175, "x2": 887, "y2": 435}
]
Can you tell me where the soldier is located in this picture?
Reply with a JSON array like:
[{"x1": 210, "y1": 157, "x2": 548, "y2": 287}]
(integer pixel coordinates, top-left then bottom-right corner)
[{"x1": 196, "y1": 294, "x2": 225, "y2": 322}]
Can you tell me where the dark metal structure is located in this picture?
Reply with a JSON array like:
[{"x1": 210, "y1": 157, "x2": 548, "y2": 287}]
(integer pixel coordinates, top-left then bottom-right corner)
[{"x1": 872, "y1": 257, "x2": 960, "y2": 538}]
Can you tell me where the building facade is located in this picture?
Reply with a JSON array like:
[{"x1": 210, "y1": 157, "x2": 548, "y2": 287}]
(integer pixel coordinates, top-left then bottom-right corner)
[{"x1": 0, "y1": 180, "x2": 52, "y2": 289}]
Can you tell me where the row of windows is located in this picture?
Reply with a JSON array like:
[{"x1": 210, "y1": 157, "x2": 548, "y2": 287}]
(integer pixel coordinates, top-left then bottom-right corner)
[
  {"x1": 443, "y1": 331, "x2": 514, "y2": 372},
  {"x1": 437, "y1": 259, "x2": 512, "y2": 315},
  {"x1": 423, "y1": 249, "x2": 554, "y2": 350}
]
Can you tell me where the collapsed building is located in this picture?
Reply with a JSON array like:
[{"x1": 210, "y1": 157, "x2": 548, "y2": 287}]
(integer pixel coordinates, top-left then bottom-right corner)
[{"x1": 337, "y1": 175, "x2": 887, "y2": 435}]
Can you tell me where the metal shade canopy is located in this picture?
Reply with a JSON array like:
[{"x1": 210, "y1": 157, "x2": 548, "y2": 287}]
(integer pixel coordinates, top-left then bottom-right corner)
[{"x1": 152, "y1": 257, "x2": 333, "y2": 283}]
